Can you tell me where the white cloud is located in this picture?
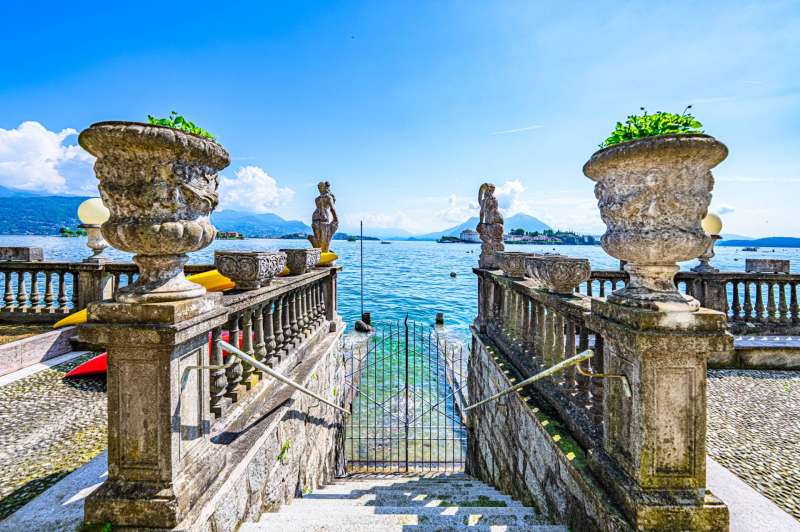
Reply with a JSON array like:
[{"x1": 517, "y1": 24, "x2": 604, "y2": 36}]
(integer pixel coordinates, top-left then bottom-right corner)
[
  {"x1": 716, "y1": 205, "x2": 735, "y2": 215},
  {"x1": 0, "y1": 121, "x2": 94, "y2": 193},
  {"x1": 490, "y1": 124, "x2": 544, "y2": 135},
  {"x1": 218, "y1": 166, "x2": 294, "y2": 213},
  {"x1": 495, "y1": 179, "x2": 529, "y2": 216},
  {"x1": 436, "y1": 193, "x2": 477, "y2": 224}
]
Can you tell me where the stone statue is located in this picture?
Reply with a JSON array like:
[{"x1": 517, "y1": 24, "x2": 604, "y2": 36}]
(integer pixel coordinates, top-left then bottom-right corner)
[
  {"x1": 477, "y1": 182, "x2": 504, "y2": 269},
  {"x1": 308, "y1": 181, "x2": 338, "y2": 253}
]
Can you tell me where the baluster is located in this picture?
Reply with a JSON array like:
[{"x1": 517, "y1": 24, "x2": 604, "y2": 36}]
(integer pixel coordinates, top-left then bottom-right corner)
[
  {"x1": 599, "y1": 281, "x2": 606, "y2": 297},
  {"x1": 755, "y1": 281, "x2": 766, "y2": 322},
  {"x1": 301, "y1": 286, "x2": 311, "y2": 335},
  {"x1": 779, "y1": 281, "x2": 789, "y2": 324},
  {"x1": 319, "y1": 282, "x2": 328, "y2": 324},
  {"x1": 273, "y1": 295, "x2": 285, "y2": 358},
  {"x1": 112, "y1": 272, "x2": 122, "y2": 298},
  {"x1": 240, "y1": 309, "x2": 255, "y2": 386},
  {"x1": 282, "y1": 294, "x2": 293, "y2": 348},
  {"x1": 313, "y1": 283, "x2": 322, "y2": 325},
  {"x1": 552, "y1": 313, "x2": 566, "y2": 388},
  {"x1": 564, "y1": 318, "x2": 577, "y2": 401},
  {"x1": 289, "y1": 291, "x2": 299, "y2": 344},
  {"x1": 791, "y1": 282, "x2": 799, "y2": 325},
  {"x1": 71, "y1": 272, "x2": 79, "y2": 309},
  {"x1": 731, "y1": 281, "x2": 741, "y2": 321},
  {"x1": 534, "y1": 300, "x2": 545, "y2": 368},
  {"x1": 576, "y1": 325, "x2": 591, "y2": 409},
  {"x1": 589, "y1": 334, "x2": 605, "y2": 424},
  {"x1": 264, "y1": 300, "x2": 278, "y2": 366},
  {"x1": 586, "y1": 280, "x2": 593, "y2": 297},
  {"x1": 542, "y1": 308, "x2": 554, "y2": 381},
  {"x1": 210, "y1": 327, "x2": 228, "y2": 417},
  {"x1": 16, "y1": 271, "x2": 29, "y2": 311},
  {"x1": 253, "y1": 303, "x2": 266, "y2": 378},
  {"x1": 744, "y1": 281, "x2": 753, "y2": 321},
  {"x1": 57, "y1": 272, "x2": 69, "y2": 312},
  {"x1": 30, "y1": 271, "x2": 41, "y2": 311},
  {"x1": 225, "y1": 313, "x2": 243, "y2": 401},
  {"x1": 3, "y1": 271, "x2": 15, "y2": 310},
  {"x1": 520, "y1": 296, "x2": 531, "y2": 354},
  {"x1": 766, "y1": 281, "x2": 776, "y2": 322},
  {"x1": 44, "y1": 272, "x2": 55, "y2": 312}
]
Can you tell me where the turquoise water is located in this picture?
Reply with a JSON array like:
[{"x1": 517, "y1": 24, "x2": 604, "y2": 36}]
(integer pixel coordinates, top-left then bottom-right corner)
[{"x1": 2, "y1": 235, "x2": 800, "y2": 341}]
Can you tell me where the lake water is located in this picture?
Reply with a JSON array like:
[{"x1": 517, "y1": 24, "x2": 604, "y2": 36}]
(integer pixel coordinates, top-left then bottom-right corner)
[{"x1": 2, "y1": 235, "x2": 799, "y2": 341}]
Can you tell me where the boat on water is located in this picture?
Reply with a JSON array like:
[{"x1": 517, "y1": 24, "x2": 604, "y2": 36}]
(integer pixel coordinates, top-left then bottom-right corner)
[
  {"x1": 742, "y1": 246, "x2": 758, "y2": 252},
  {"x1": 380, "y1": 241, "x2": 391, "y2": 244}
]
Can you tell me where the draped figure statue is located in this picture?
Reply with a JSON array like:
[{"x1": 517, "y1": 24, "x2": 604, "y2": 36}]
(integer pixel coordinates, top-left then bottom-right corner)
[
  {"x1": 308, "y1": 181, "x2": 338, "y2": 253},
  {"x1": 476, "y1": 182, "x2": 504, "y2": 269}
]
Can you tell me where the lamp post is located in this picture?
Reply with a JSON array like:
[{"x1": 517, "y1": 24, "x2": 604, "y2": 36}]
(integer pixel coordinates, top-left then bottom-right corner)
[
  {"x1": 692, "y1": 213, "x2": 723, "y2": 273},
  {"x1": 78, "y1": 197, "x2": 111, "y2": 263}
]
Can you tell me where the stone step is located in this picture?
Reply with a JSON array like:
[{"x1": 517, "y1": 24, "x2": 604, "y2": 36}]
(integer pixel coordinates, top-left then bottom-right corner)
[
  {"x1": 286, "y1": 492, "x2": 524, "y2": 507},
  {"x1": 316, "y1": 482, "x2": 508, "y2": 494},
  {"x1": 246, "y1": 506, "x2": 546, "y2": 529}
]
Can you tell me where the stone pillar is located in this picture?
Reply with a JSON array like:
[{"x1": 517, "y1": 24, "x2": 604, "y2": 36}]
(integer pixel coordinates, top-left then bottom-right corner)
[
  {"x1": 587, "y1": 299, "x2": 732, "y2": 530},
  {"x1": 323, "y1": 268, "x2": 339, "y2": 332},
  {"x1": 75, "y1": 263, "x2": 115, "y2": 309},
  {"x1": 79, "y1": 296, "x2": 227, "y2": 529},
  {"x1": 690, "y1": 276, "x2": 728, "y2": 315}
]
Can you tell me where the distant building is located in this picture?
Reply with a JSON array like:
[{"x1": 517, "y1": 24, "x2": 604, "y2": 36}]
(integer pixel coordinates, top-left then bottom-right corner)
[{"x1": 460, "y1": 229, "x2": 480, "y2": 242}]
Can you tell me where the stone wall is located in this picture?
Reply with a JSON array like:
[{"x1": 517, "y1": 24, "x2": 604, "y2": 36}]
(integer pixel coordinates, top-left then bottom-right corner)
[
  {"x1": 0, "y1": 326, "x2": 76, "y2": 377},
  {"x1": 178, "y1": 323, "x2": 347, "y2": 531},
  {"x1": 467, "y1": 331, "x2": 632, "y2": 532}
]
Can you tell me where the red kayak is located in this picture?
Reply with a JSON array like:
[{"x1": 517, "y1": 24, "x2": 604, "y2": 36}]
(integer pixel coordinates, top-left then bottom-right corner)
[{"x1": 64, "y1": 330, "x2": 242, "y2": 378}]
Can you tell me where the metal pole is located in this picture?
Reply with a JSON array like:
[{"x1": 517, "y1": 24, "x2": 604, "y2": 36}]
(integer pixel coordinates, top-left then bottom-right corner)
[
  {"x1": 218, "y1": 340, "x2": 350, "y2": 415},
  {"x1": 462, "y1": 350, "x2": 594, "y2": 412},
  {"x1": 360, "y1": 220, "x2": 364, "y2": 318},
  {"x1": 404, "y1": 314, "x2": 409, "y2": 472}
]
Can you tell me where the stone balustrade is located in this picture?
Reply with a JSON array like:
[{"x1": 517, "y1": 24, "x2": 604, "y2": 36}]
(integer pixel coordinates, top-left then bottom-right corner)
[
  {"x1": 78, "y1": 265, "x2": 344, "y2": 529},
  {"x1": 0, "y1": 261, "x2": 215, "y2": 323},
  {"x1": 581, "y1": 269, "x2": 800, "y2": 333}
]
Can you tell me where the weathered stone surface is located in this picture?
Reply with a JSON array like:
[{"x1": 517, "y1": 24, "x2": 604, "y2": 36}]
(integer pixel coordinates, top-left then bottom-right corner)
[
  {"x1": 467, "y1": 332, "x2": 630, "y2": 531},
  {"x1": 281, "y1": 248, "x2": 321, "y2": 275},
  {"x1": 583, "y1": 134, "x2": 728, "y2": 311},
  {"x1": 745, "y1": 258, "x2": 790, "y2": 273},
  {"x1": 78, "y1": 121, "x2": 230, "y2": 303},
  {"x1": 496, "y1": 251, "x2": 534, "y2": 278},
  {"x1": 477, "y1": 183, "x2": 504, "y2": 269},
  {"x1": 525, "y1": 255, "x2": 590, "y2": 294},
  {"x1": 0, "y1": 247, "x2": 43, "y2": 261},
  {"x1": 308, "y1": 181, "x2": 338, "y2": 253},
  {"x1": 214, "y1": 250, "x2": 286, "y2": 289},
  {"x1": 0, "y1": 326, "x2": 76, "y2": 377}
]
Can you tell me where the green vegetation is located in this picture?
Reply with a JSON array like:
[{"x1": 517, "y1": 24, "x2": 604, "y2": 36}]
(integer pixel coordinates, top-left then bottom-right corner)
[
  {"x1": 59, "y1": 226, "x2": 87, "y2": 237},
  {"x1": 147, "y1": 111, "x2": 216, "y2": 140},
  {"x1": 599, "y1": 107, "x2": 703, "y2": 148},
  {"x1": 506, "y1": 228, "x2": 596, "y2": 246},
  {"x1": 437, "y1": 235, "x2": 462, "y2": 243},
  {"x1": 277, "y1": 438, "x2": 293, "y2": 463}
]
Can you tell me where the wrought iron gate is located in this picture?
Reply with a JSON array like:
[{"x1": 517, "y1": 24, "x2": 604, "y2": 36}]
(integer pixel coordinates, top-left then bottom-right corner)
[{"x1": 344, "y1": 318, "x2": 468, "y2": 472}]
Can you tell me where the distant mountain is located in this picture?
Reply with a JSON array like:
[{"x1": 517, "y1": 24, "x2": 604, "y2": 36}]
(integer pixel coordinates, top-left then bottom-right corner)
[
  {"x1": 721, "y1": 233, "x2": 754, "y2": 241},
  {"x1": 719, "y1": 237, "x2": 800, "y2": 248},
  {"x1": 0, "y1": 185, "x2": 49, "y2": 198},
  {"x1": 0, "y1": 195, "x2": 89, "y2": 235},
  {"x1": 211, "y1": 210, "x2": 311, "y2": 238},
  {"x1": 414, "y1": 213, "x2": 550, "y2": 241}
]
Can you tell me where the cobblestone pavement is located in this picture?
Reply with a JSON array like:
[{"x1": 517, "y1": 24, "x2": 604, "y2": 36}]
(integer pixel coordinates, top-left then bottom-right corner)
[
  {"x1": 0, "y1": 353, "x2": 106, "y2": 520},
  {"x1": 707, "y1": 369, "x2": 800, "y2": 520}
]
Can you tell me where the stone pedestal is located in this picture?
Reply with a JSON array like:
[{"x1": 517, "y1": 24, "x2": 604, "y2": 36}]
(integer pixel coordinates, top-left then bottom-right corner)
[
  {"x1": 79, "y1": 295, "x2": 227, "y2": 529},
  {"x1": 587, "y1": 300, "x2": 732, "y2": 531},
  {"x1": 75, "y1": 264, "x2": 115, "y2": 309},
  {"x1": 690, "y1": 277, "x2": 728, "y2": 314},
  {"x1": 323, "y1": 267, "x2": 340, "y2": 332}
]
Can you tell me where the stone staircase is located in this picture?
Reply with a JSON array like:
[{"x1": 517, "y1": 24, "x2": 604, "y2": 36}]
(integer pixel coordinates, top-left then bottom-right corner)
[{"x1": 241, "y1": 473, "x2": 565, "y2": 531}]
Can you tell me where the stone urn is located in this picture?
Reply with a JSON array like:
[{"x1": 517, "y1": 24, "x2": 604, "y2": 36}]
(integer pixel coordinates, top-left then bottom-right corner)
[
  {"x1": 281, "y1": 248, "x2": 321, "y2": 275},
  {"x1": 79, "y1": 122, "x2": 230, "y2": 303},
  {"x1": 497, "y1": 251, "x2": 536, "y2": 278},
  {"x1": 583, "y1": 134, "x2": 727, "y2": 310},
  {"x1": 214, "y1": 250, "x2": 287, "y2": 290},
  {"x1": 525, "y1": 255, "x2": 590, "y2": 294}
]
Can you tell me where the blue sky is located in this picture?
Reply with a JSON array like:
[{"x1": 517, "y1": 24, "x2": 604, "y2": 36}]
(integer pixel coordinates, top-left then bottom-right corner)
[{"x1": 0, "y1": 1, "x2": 798, "y2": 236}]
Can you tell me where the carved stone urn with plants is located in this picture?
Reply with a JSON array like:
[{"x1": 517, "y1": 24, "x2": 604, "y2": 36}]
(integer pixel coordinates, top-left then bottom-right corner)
[
  {"x1": 583, "y1": 107, "x2": 727, "y2": 311},
  {"x1": 79, "y1": 113, "x2": 229, "y2": 303}
]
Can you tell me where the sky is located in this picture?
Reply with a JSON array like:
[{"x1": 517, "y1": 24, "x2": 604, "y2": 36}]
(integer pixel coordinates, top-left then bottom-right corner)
[{"x1": 0, "y1": 1, "x2": 798, "y2": 237}]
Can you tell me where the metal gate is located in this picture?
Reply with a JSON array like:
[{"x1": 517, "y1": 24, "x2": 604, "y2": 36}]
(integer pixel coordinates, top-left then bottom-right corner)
[{"x1": 344, "y1": 318, "x2": 468, "y2": 472}]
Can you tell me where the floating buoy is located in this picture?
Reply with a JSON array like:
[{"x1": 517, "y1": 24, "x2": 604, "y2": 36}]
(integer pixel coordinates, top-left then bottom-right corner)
[
  {"x1": 450, "y1": 271, "x2": 457, "y2": 278},
  {"x1": 436, "y1": 312, "x2": 445, "y2": 325}
]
